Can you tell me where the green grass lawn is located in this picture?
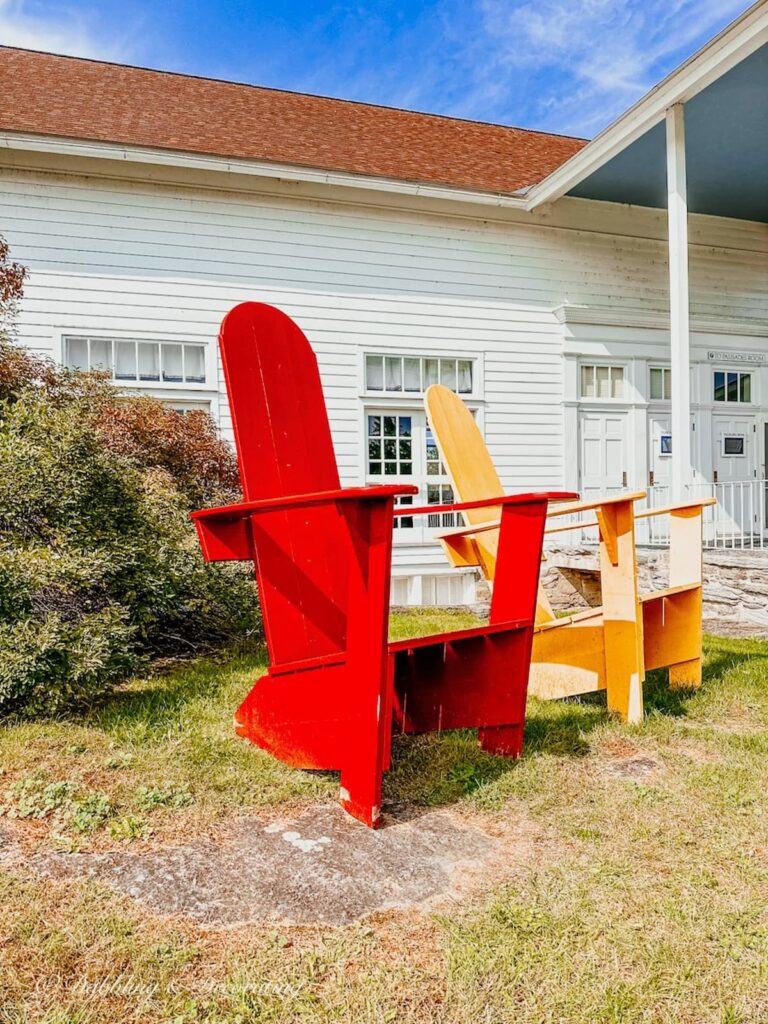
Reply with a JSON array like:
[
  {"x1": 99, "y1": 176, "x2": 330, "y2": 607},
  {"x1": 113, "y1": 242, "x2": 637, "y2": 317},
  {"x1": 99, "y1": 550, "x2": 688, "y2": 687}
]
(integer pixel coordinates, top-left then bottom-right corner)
[{"x1": 2, "y1": 612, "x2": 768, "y2": 1022}]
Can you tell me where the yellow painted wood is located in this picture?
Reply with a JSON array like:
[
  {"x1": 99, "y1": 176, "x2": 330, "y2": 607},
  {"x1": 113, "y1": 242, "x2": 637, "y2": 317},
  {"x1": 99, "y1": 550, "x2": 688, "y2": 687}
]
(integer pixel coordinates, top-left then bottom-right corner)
[
  {"x1": 597, "y1": 498, "x2": 645, "y2": 723},
  {"x1": 644, "y1": 503, "x2": 706, "y2": 688},
  {"x1": 424, "y1": 383, "x2": 504, "y2": 522},
  {"x1": 440, "y1": 534, "x2": 482, "y2": 568},
  {"x1": 425, "y1": 383, "x2": 555, "y2": 622},
  {"x1": 642, "y1": 588, "x2": 701, "y2": 673},
  {"x1": 423, "y1": 384, "x2": 710, "y2": 720},
  {"x1": 546, "y1": 518, "x2": 600, "y2": 535},
  {"x1": 530, "y1": 611, "x2": 607, "y2": 699},
  {"x1": 547, "y1": 491, "x2": 646, "y2": 518},
  {"x1": 634, "y1": 497, "x2": 716, "y2": 519}
]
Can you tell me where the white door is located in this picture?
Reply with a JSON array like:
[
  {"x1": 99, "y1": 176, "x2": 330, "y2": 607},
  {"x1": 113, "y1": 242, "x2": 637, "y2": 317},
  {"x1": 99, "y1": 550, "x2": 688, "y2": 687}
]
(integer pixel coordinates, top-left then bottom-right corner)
[
  {"x1": 578, "y1": 411, "x2": 628, "y2": 501},
  {"x1": 712, "y1": 414, "x2": 759, "y2": 538}
]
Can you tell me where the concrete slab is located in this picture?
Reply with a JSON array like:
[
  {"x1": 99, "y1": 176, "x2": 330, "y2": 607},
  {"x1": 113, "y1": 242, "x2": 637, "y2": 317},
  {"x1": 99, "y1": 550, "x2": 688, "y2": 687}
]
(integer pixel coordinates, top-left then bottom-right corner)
[{"x1": 27, "y1": 804, "x2": 530, "y2": 927}]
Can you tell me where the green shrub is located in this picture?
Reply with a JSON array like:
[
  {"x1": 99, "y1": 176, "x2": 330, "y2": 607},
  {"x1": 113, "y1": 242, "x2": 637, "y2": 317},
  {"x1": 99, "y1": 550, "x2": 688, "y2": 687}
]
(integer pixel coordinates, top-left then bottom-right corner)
[
  {"x1": 0, "y1": 385, "x2": 261, "y2": 715},
  {"x1": 0, "y1": 247, "x2": 261, "y2": 715}
]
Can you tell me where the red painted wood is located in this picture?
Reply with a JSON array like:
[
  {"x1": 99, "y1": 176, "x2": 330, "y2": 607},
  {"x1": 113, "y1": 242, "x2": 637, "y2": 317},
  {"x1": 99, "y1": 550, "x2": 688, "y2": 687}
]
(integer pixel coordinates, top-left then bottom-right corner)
[
  {"x1": 192, "y1": 302, "x2": 572, "y2": 827},
  {"x1": 194, "y1": 485, "x2": 417, "y2": 526},
  {"x1": 388, "y1": 619, "x2": 528, "y2": 652},
  {"x1": 393, "y1": 492, "x2": 577, "y2": 517}
]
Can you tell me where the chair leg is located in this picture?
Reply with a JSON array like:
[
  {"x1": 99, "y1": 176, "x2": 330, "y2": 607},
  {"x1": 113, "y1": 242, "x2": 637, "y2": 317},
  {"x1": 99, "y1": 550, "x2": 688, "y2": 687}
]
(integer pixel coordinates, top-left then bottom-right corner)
[
  {"x1": 477, "y1": 723, "x2": 524, "y2": 757},
  {"x1": 340, "y1": 762, "x2": 384, "y2": 829},
  {"x1": 669, "y1": 657, "x2": 702, "y2": 689}
]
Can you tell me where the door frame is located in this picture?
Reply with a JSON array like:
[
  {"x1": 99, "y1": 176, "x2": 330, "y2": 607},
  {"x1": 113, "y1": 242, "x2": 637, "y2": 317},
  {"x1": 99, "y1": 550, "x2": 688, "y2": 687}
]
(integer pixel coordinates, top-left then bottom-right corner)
[{"x1": 577, "y1": 405, "x2": 632, "y2": 495}]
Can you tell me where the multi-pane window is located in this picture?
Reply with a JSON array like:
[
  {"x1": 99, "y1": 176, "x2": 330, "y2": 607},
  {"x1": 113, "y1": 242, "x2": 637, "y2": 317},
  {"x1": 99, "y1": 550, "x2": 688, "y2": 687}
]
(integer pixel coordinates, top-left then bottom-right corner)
[
  {"x1": 64, "y1": 337, "x2": 207, "y2": 385},
  {"x1": 580, "y1": 364, "x2": 624, "y2": 400},
  {"x1": 366, "y1": 412, "x2": 456, "y2": 533},
  {"x1": 365, "y1": 354, "x2": 473, "y2": 395},
  {"x1": 649, "y1": 367, "x2": 672, "y2": 401},
  {"x1": 367, "y1": 414, "x2": 413, "y2": 477},
  {"x1": 714, "y1": 370, "x2": 752, "y2": 403}
]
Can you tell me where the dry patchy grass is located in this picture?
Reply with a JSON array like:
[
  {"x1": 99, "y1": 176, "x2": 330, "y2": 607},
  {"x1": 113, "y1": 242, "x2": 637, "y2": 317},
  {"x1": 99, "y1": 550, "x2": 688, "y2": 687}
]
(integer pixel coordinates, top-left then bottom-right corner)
[{"x1": 2, "y1": 617, "x2": 768, "y2": 1022}]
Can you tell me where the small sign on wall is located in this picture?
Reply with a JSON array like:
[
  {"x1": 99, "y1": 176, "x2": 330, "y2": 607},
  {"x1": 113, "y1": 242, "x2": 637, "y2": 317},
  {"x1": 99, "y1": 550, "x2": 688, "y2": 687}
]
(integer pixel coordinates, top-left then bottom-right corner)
[{"x1": 707, "y1": 350, "x2": 765, "y2": 365}]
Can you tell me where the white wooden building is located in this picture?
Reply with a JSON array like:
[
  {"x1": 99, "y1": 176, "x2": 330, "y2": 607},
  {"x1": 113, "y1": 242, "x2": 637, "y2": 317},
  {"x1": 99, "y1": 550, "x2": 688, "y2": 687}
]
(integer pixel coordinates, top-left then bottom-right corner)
[{"x1": 1, "y1": 4, "x2": 767, "y2": 603}]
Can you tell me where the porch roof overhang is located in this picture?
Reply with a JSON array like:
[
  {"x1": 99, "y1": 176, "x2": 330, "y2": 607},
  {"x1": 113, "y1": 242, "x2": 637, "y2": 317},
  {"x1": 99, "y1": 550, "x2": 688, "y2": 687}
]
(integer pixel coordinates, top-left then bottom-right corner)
[
  {"x1": 525, "y1": 0, "x2": 768, "y2": 223},
  {"x1": 567, "y1": 42, "x2": 768, "y2": 222}
]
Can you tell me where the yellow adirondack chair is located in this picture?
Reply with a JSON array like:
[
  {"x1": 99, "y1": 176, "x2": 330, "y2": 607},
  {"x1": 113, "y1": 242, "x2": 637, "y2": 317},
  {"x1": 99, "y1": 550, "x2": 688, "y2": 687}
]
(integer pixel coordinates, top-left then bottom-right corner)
[{"x1": 424, "y1": 384, "x2": 715, "y2": 723}]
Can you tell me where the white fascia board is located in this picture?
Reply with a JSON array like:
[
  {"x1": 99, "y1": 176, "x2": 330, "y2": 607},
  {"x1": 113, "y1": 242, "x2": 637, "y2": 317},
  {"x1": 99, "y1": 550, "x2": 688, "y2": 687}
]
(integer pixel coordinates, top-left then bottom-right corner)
[
  {"x1": 0, "y1": 131, "x2": 528, "y2": 212},
  {"x1": 525, "y1": 0, "x2": 768, "y2": 209}
]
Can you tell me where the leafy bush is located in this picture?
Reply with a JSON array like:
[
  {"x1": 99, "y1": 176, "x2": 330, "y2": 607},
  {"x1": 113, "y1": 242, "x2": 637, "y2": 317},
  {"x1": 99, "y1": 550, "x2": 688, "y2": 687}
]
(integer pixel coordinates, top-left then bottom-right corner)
[
  {"x1": 0, "y1": 239, "x2": 261, "y2": 716},
  {"x1": 98, "y1": 397, "x2": 240, "y2": 506}
]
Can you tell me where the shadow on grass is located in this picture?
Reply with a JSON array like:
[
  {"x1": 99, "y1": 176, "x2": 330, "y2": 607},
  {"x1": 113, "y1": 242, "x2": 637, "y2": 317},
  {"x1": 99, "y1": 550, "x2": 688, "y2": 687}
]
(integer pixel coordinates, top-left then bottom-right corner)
[
  {"x1": 7, "y1": 644, "x2": 269, "y2": 739},
  {"x1": 10, "y1": 627, "x2": 763, "y2": 819},
  {"x1": 384, "y1": 698, "x2": 609, "y2": 810},
  {"x1": 384, "y1": 633, "x2": 768, "y2": 811}
]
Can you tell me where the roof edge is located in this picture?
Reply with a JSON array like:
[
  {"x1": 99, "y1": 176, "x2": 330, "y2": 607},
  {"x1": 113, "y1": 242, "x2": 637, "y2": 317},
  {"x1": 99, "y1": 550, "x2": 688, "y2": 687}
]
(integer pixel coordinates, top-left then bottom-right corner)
[
  {"x1": 525, "y1": 0, "x2": 768, "y2": 210},
  {"x1": 0, "y1": 130, "x2": 531, "y2": 210}
]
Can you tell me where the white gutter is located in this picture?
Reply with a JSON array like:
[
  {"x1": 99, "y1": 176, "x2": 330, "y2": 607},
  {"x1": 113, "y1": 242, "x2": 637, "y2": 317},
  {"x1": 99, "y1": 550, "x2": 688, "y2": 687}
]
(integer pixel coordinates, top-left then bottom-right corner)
[
  {"x1": 0, "y1": 131, "x2": 529, "y2": 211},
  {"x1": 525, "y1": 0, "x2": 768, "y2": 210}
]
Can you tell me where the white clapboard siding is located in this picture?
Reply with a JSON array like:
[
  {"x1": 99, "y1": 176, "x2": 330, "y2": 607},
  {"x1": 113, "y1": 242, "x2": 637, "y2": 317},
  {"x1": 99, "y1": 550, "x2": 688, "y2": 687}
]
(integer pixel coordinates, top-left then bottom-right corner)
[{"x1": 2, "y1": 166, "x2": 768, "y2": 584}]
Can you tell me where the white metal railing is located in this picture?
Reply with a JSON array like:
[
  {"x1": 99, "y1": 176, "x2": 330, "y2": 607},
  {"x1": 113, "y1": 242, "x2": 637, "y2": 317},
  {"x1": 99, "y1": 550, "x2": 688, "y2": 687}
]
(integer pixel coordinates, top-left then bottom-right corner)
[
  {"x1": 645, "y1": 479, "x2": 767, "y2": 549},
  {"x1": 543, "y1": 481, "x2": 768, "y2": 551}
]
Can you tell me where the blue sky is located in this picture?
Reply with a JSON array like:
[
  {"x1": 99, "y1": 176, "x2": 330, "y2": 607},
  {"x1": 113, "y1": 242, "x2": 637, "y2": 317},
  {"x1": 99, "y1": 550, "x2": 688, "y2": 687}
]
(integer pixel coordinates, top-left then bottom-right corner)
[{"x1": 0, "y1": 0, "x2": 755, "y2": 137}]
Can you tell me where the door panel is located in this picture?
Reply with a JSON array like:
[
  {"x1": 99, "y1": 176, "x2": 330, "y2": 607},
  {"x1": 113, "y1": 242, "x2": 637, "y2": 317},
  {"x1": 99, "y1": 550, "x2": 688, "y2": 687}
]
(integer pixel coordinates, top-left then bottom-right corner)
[
  {"x1": 712, "y1": 414, "x2": 758, "y2": 538},
  {"x1": 578, "y1": 411, "x2": 628, "y2": 501},
  {"x1": 713, "y1": 415, "x2": 756, "y2": 484}
]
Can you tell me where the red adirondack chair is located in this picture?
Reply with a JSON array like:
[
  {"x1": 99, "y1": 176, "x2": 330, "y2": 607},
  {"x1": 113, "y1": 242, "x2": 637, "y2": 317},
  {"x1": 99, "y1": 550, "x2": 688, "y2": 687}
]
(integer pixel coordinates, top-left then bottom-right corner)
[{"x1": 192, "y1": 303, "x2": 574, "y2": 827}]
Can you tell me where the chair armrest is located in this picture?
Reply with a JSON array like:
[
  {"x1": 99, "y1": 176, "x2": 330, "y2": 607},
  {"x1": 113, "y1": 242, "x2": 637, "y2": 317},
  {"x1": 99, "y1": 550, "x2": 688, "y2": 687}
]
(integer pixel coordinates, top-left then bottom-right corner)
[
  {"x1": 193, "y1": 484, "x2": 418, "y2": 524},
  {"x1": 192, "y1": 484, "x2": 418, "y2": 562},
  {"x1": 434, "y1": 519, "x2": 500, "y2": 540},
  {"x1": 393, "y1": 491, "x2": 577, "y2": 518},
  {"x1": 634, "y1": 497, "x2": 716, "y2": 520},
  {"x1": 546, "y1": 491, "x2": 646, "y2": 518}
]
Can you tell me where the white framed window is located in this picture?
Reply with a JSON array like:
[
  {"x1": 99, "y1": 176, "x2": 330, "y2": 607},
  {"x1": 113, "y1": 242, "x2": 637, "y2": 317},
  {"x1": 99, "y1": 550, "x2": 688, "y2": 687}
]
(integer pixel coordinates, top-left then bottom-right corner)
[
  {"x1": 364, "y1": 353, "x2": 474, "y2": 396},
  {"x1": 649, "y1": 366, "x2": 672, "y2": 401},
  {"x1": 580, "y1": 364, "x2": 624, "y2": 400},
  {"x1": 722, "y1": 435, "x2": 746, "y2": 456},
  {"x1": 714, "y1": 370, "x2": 752, "y2": 404},
  {"x1": 365, "y1": 409, "x2": 461, "y2": 539},
  {"x1": 63, "y1": 336, "x2": 208, "y2": 387},
  {"x1": 163, "y1": 400, "x2": 212, "y2": 415}
]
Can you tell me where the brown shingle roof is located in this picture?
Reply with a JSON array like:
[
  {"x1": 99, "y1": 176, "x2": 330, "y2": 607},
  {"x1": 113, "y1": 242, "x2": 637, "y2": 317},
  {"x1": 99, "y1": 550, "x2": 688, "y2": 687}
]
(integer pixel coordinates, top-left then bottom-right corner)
[{"x1": 0, "y1": 47, "x2": 587, "y2": 194}]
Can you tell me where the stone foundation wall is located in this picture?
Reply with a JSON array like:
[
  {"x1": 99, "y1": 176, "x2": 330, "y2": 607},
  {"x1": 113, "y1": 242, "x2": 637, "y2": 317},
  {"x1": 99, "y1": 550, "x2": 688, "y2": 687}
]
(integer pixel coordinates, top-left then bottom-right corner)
[{"x1": 539, "y1": 545, "x2": 768, "y2": 629}]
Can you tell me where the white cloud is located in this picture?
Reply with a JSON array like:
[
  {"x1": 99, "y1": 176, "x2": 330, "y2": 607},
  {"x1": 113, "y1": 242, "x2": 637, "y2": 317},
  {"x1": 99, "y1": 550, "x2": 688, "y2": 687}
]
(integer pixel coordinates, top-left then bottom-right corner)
[
  {"x1": 473, "y1": 0, "x2": 753, "y2": 134},
  {"x1": 277, "y1": 0, "x2": 754, "y2": 138},
  {"x1": 0, "y1": 0, "x2": 136, "y2": 61}
]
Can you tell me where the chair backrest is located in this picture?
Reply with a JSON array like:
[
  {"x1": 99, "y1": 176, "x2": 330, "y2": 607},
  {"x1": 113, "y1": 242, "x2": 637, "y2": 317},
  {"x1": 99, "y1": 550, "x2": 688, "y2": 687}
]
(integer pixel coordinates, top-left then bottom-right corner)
[
  {"x1": 425, "y1": 384, "x2": 504, "y2": 571},
  {"x1": 425, "y1": 384, "x2": 504, "y2": 517},
  {"x1": 219, "y1": 303, "x2": 349, "y2": 666}
]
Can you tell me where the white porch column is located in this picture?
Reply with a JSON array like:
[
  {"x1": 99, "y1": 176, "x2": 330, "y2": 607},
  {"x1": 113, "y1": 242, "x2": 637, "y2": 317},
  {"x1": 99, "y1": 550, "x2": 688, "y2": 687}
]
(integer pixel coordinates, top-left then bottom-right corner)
[{"x1": 666, "y1": 103, "x2": 693, "y2": 500}]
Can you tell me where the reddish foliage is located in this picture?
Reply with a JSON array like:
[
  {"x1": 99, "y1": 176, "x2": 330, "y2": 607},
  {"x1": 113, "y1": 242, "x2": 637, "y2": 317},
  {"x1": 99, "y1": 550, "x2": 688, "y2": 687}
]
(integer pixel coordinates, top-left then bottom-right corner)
[
  {"x1": 97, "y1": 396, "x2": 241, "y2": 504},
  {"x1": 0, "y1": 341, "x2": 58, "y2": 400},
  {"x1": 0, "y1": 236, "x2": 26, "y2": 307},
  {"x1": 0, "y1": 235, "x2": 237, "y2": 504}
]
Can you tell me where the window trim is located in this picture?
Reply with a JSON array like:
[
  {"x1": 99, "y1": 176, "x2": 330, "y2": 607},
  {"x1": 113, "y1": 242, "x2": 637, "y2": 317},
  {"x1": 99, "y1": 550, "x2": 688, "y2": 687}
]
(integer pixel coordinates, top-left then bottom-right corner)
[
  {"x1": 55, "y1": 329, "x2": 216, "y2": 392},
  {"x1": 721, "y1": 434, "x2": 747, "y2": 457},
  {"x1": 359, "y1": 349, "x2": 484, "y2": 400},
  {"x1": 648, "y1": 365, "x2": 672, "y2": 403},
  {"x1": 578, "y1": 361, "x2": 627, "y2": 402},
  {"x1": 360, "y1": 403, "x2": 485, "y2": 545},
  {"x1": 713, "y1": 368, "x2": 754, "y2": 405}
]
